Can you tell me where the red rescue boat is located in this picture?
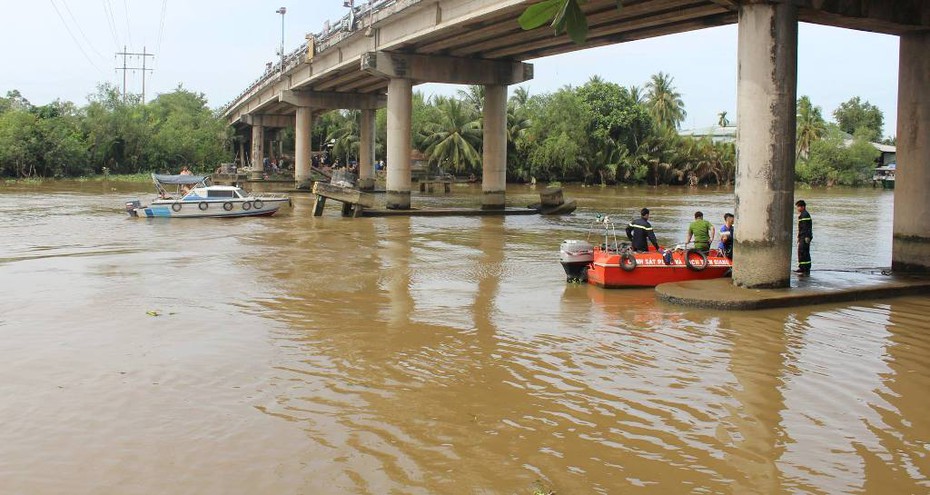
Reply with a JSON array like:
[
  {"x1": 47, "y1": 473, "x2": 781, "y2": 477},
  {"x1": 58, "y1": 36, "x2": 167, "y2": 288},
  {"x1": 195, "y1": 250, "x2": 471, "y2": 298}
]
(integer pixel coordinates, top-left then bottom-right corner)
[{"x1": 559, "y1": 216, "x2": 732, "y2": 288}]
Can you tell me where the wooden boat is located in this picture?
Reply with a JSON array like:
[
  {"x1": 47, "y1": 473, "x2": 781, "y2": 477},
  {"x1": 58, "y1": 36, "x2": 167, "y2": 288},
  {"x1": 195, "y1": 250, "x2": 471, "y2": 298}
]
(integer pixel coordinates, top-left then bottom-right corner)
[
  {"x1": 559, "y1": 215, "x2": 731, "y2": 288},
  {"x1": 125, "y1": 173, "x2": 290, "y2": 218}
]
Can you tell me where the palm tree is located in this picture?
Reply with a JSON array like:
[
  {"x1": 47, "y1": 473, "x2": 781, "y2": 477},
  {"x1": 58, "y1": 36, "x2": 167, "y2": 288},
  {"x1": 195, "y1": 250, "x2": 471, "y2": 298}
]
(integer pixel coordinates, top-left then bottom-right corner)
[
  {"x1": 796, "y1": 95, "x2": 826, "y2": 159},
  {"x1": 628, "y1": 85, "x2": 645, "y2": 105},
  {"x1": 325, "y1": 110, "x2": 360, "y2": 164},
  {"x1": 509, "y1": 86, "x2": 530, "y2": 109},
  {"x1": 419, "y1": 98, "x2": 482, "y2": 173},
  {"x1": 645, "y1": 72, "x2": 687, "y2": 129},
  {"x1": 717, "y1": 111, "x2": 729, "y2": 127},
  {"x1": 457, "y1": 85, "x2": 485, "y2": 114}
]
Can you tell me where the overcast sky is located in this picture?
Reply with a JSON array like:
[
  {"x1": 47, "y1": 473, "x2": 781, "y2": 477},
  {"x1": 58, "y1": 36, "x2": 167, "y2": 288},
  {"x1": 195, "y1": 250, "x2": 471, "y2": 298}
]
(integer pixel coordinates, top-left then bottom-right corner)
[{"x1": 0, "y1": 1, "x2": 900, "y2": 137}]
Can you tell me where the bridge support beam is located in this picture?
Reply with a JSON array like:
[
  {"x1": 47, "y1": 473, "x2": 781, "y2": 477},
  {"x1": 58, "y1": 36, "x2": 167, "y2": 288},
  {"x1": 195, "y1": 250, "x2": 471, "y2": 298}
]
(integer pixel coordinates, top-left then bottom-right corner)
[
  {"x1": 893, "y1": 32, "x2": 930, "y2": 272},
  {"x1": 250, "y1": 123, "x2": 265, "y2": 180},
  {"x1": 359, "y1": 109, "x2": 376, "y2": 191},
  {"x1": 295, "y1": 106, "x2": 313, "y2": 190},
  {"x1": 482, "y1": 84, "x2": 507, "y2": 210},
  {"x1": 386, "y1": 78, "x2": 413, "y2": 209},
  {"x1": 733, "y1": 1, "x2": 798, "y2": 289}
]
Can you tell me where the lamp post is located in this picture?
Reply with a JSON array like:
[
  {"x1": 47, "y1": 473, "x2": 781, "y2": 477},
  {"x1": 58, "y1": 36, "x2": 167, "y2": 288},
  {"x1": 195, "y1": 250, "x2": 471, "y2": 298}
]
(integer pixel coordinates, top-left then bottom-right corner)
[{"x1": 276, "y1": 7, "x2": 287, "y2": 77}]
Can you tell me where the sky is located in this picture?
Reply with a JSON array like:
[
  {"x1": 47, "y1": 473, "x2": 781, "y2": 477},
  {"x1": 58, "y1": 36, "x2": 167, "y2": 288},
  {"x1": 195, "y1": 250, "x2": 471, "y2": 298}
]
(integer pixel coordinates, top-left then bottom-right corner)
[{"x1": 0, "y1": 1, "x2": 901, "y2": 137}]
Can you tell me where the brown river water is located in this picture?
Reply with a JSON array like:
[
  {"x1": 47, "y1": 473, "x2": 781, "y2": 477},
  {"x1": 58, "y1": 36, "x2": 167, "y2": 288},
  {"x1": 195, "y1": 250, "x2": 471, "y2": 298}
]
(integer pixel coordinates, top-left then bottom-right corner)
[{"x1": 1, "y1": 181, "x2": 927, "y2": 494}]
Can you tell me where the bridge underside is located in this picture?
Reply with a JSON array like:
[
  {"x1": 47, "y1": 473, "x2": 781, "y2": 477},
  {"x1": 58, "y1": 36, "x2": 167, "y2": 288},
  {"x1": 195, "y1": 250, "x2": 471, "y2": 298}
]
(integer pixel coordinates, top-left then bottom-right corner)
[{"x1": 224, "y1": 0, "x2": 930, "y2": 287}]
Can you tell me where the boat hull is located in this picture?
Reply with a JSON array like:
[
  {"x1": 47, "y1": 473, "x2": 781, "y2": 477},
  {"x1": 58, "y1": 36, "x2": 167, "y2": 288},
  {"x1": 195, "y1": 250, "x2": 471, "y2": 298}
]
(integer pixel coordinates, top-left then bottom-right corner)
[
  {"x1": 128, "y1": 198, "x2": 289, "y2": 218},
  {"x1": 585, "y1": 247, "x2": 731, "y2": 288}
]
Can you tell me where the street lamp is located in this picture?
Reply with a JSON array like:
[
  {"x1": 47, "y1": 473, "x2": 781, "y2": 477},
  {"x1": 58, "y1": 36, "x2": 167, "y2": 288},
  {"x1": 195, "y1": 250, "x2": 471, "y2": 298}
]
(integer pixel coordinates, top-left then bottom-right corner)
[{"x1": 276, "y1": 7, "x2": 287, "y2": 77}]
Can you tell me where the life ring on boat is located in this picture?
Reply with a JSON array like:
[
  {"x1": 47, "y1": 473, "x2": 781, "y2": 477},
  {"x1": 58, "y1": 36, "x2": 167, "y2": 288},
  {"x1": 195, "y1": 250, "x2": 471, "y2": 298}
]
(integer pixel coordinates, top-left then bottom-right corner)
[
  {"x1": 171, "y1": 202, "x2": 182, "y2": 212},
  {"x1": 198, "y1": 202, "x2": 208, "y2": 211},
  {"x1": 253, "y1": 200, "x2": 264, "y2": 210},
  {"x1": 223, "y1": 202, "x2": 233, "y2": 211},
  {"x1": 685, "y1": 249, "x2": 708, "y2": 271},
  {"x1": 620, "y1": 252, "x2": 637, "y2": 272},
  {"x1": 242, "y1": 201, "x2": 252, "y2": 211}
]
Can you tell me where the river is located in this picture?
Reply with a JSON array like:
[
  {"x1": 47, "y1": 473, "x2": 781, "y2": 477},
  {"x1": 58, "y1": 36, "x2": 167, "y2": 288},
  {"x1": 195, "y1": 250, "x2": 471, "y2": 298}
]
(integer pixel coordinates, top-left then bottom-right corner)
[{"x1": 1, "y1": 181, "x2": 927, "y2": 494}]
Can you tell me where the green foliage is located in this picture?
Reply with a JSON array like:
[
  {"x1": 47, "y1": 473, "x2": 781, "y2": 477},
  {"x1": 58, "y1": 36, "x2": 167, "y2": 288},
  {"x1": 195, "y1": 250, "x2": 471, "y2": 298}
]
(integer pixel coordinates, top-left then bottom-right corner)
[
  {"x1": 797, "y1": 126, "x2": 879, "y2": 186},
  {"x1": 419, "y1": 98, "x2": 482, "y2": 173},
  {"x1": 833, "y1": 96, "x2": 884, "y2": 142},
  {"x1": 645, "y1": 72, "x2": 687, "y2": 130},
  {"x1": 0, "y1": 84, "x2": 231, "y2": 178},
  {"x1": 796, "y1": 95, "x2": 826, "y2": 159},
  {"x1": 519, "y1": 0, "x2": 624, "y2": 44}
]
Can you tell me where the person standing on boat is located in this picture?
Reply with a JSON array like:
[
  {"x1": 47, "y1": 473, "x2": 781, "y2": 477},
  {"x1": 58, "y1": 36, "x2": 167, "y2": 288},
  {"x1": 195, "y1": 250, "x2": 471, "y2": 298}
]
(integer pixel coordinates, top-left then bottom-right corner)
[
  {"x1": 179, "y1": 165, "x2": 192, "y2": 175},
  {"x1": 718, "y1": 213, "x2": 735, "y2": 259},
  {"x1": 626, "y1": 208, "x2": 661, "y2": 252},
  {"x1": 686, "y1": 211, "x2": 716, "y2": 253},
  {"x1": 795, "y1": 200, "x2": 813, "y2": 275}
]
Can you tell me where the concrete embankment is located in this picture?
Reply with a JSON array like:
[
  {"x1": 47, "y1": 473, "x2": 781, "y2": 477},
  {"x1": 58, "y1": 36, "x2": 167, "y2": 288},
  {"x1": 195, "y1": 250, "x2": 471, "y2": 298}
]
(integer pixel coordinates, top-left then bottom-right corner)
[{"x1": 656, "y1": 269, "x2": 930, "y2": 310}]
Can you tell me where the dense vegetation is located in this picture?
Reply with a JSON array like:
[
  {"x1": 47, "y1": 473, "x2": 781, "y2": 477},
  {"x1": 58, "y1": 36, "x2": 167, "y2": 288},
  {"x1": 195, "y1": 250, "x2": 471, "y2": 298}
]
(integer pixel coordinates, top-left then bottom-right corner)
[
  {"x1": 1, "y1": 74, "x2": 886, "y2": 186},
  {"x1": 0, "y1": 84, "x2": 229, "y2": 178}
]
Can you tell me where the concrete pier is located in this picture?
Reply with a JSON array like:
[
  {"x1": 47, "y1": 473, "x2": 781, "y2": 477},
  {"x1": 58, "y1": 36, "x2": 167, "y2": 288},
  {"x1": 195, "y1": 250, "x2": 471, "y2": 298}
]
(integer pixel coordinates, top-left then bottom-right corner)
[
  {"x1": 294, "y1": 106, "x2": 312, "y2": 189},
  {"x1": 250, "y1": 122, "x2": 265, "y2": 180},
  {"x1": 733, "y1": 2, "x2": 798, "y2": 289},
  {"x1": 894, "y1": 32, "x2": 930, "y2": 272},
  {"x1": 482, "y1": 84, "x2": 507, "y2": 210},
  {"x1": 359, "y1": 109, "x2": 376, "y2": 191},
  {"x1": 386, "y1": 78, "x2": 413, "y2": 209}
]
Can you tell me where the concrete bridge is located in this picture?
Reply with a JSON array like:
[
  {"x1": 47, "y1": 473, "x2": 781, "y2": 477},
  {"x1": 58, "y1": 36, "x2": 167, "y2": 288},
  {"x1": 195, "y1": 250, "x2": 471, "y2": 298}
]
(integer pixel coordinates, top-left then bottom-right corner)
[{"x1": 221, "y1": 0, "x2": 930, "y2": 289}]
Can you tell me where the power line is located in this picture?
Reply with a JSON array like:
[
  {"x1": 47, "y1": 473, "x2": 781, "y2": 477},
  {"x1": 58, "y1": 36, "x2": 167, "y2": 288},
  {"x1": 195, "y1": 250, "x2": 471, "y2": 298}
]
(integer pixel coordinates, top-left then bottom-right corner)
[
  {"x1": 49, "y1": 0, "x2": 106, "y2": 75},
  {"x1": 101, "y1": 0, "x2": 121, "y2": 47},
  {"x1": 155, "y1": 0, "x2": 168, "y2": 70},
  {"x1": 59, "y1": 0, "x2": 106, "y2": 60},
  {"x1": 122, "y1": 0, "x2": 133, "y2": 49}
]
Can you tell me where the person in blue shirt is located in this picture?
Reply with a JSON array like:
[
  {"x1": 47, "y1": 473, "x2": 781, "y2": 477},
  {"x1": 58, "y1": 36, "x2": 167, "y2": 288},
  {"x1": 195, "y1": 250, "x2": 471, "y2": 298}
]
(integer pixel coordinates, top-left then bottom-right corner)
[{"x1": 718, "y1": 212, "x2": 734, "y2": 259}]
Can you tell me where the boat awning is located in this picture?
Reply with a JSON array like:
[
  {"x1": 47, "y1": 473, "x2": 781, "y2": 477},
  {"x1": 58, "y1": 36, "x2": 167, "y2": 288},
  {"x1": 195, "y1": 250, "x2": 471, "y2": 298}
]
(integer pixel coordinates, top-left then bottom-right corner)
[{"x1": 152, "y1": 173, "x2": 209, "y2": 185}]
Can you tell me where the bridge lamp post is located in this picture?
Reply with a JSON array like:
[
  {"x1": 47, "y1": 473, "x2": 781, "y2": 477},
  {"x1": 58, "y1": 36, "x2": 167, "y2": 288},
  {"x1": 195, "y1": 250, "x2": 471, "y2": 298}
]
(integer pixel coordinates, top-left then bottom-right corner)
[{"x1": 276, "y1": 7, "x2": 287, "y2": 77}]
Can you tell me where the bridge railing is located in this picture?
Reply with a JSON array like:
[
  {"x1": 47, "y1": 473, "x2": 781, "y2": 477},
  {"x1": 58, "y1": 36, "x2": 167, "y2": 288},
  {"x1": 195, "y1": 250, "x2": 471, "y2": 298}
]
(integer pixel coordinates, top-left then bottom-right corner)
[{"x1": 221, "y1": 0, "x2": 417, "y2": 117}]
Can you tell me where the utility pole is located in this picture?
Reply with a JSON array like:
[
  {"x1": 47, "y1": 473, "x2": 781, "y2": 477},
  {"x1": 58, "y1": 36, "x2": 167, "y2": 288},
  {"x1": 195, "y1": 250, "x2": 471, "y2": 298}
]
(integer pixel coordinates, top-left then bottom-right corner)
[{"x1": 115, "y1": 47, "x2": 155, "y2": 103}]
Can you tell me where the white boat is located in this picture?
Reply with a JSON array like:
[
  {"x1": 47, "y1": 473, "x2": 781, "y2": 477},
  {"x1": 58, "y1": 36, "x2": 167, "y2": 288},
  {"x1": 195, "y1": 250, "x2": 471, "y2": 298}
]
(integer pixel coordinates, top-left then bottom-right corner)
[{"x1": 126, "y1": 173, "x2": 291, "y2": 218}]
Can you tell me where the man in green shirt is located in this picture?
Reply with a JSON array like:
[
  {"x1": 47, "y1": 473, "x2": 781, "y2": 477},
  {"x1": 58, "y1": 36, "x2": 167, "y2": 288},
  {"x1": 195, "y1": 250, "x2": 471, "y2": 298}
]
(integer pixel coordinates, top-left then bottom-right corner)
[{"x1": 686, "y1": 211, "x2": 716, "y2": 252}]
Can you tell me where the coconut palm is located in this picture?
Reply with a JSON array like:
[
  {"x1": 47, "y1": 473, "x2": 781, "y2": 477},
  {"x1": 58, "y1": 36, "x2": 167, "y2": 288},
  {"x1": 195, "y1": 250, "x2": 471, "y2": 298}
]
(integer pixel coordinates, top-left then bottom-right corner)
[
  {"x1": 628, "y1": 85, "x2": 645, "y2": 105},
  {"x1": 419, "y1": 98, "x2": 482, "y2": 173},
  {"x1": 457, "y1": 85, "x2": 485, "y2": 114},
  {"x1": 717, "y1": 111, "x2": 729, "y2": 127},
  {"x1": 796, "y1": 95, "x2": 826, "y2": 159},
  {"x1": 325, "y1": 110, "x2": 360, "y2": 164},
  {"x1": 645, "y1": 72, "x2": 687, "y2": 129}
]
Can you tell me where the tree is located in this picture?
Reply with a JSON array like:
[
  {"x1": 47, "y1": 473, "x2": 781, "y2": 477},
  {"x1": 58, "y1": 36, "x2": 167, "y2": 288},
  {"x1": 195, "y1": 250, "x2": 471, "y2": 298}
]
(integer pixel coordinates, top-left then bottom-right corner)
[
  {"x1": 645, "y1": 72, "x2": 687, "y2": 130},
  {"x1": 326, "y1": 110, "x2": 360, "y2": 165},
  {"x1": 419, "y1": 98, "x2": 482, "y2": 173},
  {"x1": 796, "y1": 95, "x2": 826, "y2": 159},
  {"x1": 717, "y1": 111, "x2": 729, "y2": 127},
  {"x1": 833, "y1": 96, "x2": 883, "y2": 142}
]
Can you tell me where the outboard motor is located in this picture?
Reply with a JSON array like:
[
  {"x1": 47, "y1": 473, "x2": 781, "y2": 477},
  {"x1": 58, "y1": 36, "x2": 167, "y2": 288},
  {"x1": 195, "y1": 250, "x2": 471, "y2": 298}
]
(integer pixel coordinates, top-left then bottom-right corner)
[
  {"x1": 559, "y1": 240, "x2": 594, "y2": 282},
  {"x1": 125, "y1": 199, "x2": 141, "y2": 217}
]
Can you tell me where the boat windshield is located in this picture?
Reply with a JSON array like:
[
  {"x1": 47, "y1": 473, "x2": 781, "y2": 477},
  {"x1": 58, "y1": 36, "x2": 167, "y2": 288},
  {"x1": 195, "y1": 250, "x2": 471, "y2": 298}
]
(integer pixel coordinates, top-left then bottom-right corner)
[{"x1": 234, "y1": 188, "x2": 250, "y2": 198}]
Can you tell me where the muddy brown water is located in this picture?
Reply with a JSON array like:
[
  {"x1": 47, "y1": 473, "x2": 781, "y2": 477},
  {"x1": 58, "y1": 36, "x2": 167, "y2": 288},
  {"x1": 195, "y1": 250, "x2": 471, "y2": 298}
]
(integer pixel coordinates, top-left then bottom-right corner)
[{"x1": 1, "y1": 181, "x2": 927, "y2": 494}]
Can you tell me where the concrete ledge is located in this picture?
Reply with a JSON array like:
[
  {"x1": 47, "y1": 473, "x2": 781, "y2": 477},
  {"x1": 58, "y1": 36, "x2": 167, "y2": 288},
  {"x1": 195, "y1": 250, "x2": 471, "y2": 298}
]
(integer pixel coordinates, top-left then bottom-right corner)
[
  {"x1": 362, "y1": 207, "x2": 539, "y2": 217},
  {"x1": 655, "y1": 270, "x2": 930, "y2": 310}
]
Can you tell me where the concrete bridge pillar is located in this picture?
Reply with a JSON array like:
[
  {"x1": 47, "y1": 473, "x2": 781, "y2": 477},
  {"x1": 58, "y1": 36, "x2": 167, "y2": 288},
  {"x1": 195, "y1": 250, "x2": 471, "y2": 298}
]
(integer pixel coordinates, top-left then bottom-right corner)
[
  {"x1": 386, "y1": 78, "x2": 413, "y2": 209},
  {"x1": 359, "y1": 109, "x2": 376, "y2": 191},
  {"x1": 238, "y1": 139, "x2": 247, "y2": 169},
  {"x1": 482, "y1": 84, "x2": 507, "y2": 210},
  {"x1": 250, "y1": 123, "x2": 265, "y2": 180},
  {"x1": 733, "y1": 2, "x2": 798, "y2": 289},
  {"x1": 295, "y1": 106, "x2": 313, "y2": 190},
  {"x1": 894, "y1": 32, "x2": 930, "y2": 272}
]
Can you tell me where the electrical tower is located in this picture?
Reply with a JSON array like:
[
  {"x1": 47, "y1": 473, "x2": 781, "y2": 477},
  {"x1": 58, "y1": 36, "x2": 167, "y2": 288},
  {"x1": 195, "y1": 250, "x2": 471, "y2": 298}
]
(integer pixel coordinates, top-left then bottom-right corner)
[{"x1": 115, "y1": 46, "x2": 155, "y2": 103}]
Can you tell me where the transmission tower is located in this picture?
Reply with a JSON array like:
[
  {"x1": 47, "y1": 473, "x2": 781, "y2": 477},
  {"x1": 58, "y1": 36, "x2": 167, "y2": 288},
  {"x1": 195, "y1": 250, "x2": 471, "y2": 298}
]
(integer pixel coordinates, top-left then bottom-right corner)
[{"x1": 115, "y1": 46, "x2": 155, "y2": 102}]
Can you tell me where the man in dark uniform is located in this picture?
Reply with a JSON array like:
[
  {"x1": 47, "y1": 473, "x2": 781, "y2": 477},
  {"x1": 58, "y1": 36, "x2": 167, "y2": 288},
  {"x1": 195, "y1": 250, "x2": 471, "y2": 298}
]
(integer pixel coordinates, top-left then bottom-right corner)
[
  {"x1": 795, "y1": 200, "x2": 813, "y2": 275},
  {"x1": 626, "y1": 208, "x2": 662, "y2": 252}
]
